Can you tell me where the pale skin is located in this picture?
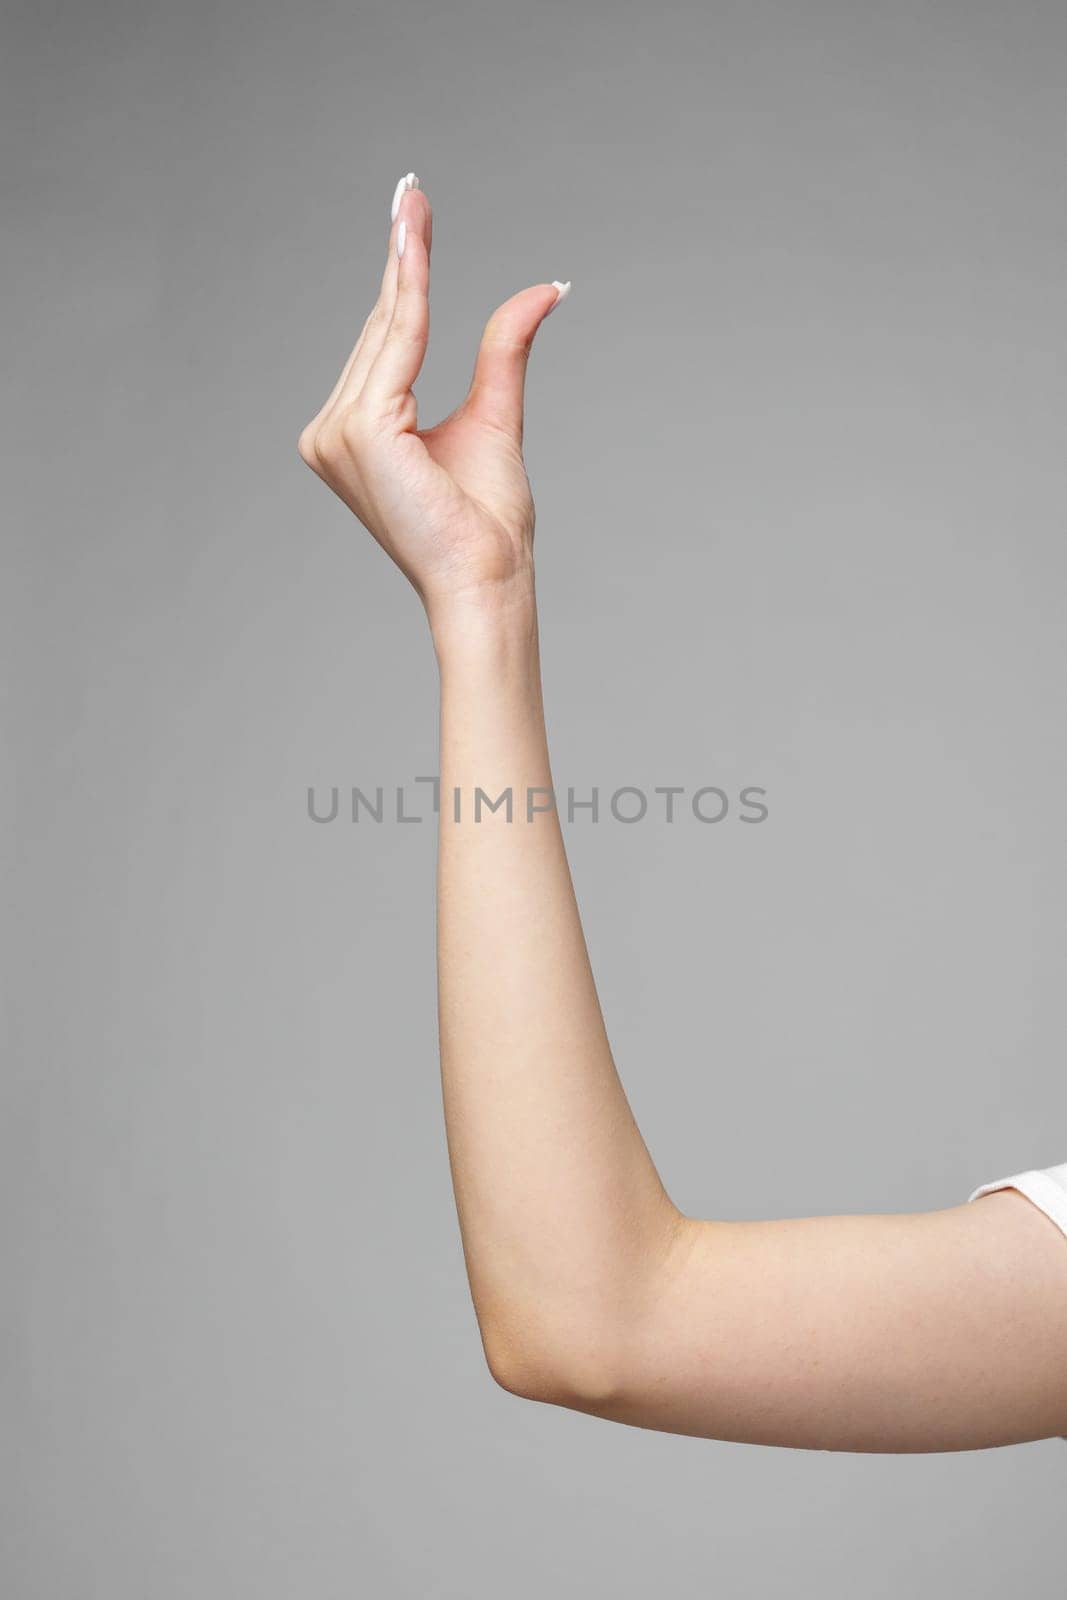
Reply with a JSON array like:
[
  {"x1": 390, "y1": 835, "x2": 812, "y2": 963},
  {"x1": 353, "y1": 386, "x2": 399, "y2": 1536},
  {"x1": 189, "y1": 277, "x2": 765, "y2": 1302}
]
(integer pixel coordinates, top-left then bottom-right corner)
[{"x1": 299, "y1": 176, "x2": 1067, "y2": 1452}]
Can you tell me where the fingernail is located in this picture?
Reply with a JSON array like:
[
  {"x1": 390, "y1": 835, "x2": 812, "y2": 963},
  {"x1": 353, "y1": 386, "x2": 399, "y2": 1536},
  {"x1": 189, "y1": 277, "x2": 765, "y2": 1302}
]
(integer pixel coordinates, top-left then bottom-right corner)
[
  {"x1": 396, "y1": 220, "x2": 407, "y2": 259},
  {"x1": 546, "y1": 280, "x2": 571, "y2": 315},
  {"x1": 390, "y1": 171, "x2": 420, "y2": 222}
]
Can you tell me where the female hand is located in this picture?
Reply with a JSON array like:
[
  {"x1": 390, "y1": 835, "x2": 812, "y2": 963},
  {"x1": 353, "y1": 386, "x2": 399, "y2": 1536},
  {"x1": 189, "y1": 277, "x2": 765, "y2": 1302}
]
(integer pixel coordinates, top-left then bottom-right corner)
[{"x1": 297, "y1": 173, "x2": 570, "y2": 634}]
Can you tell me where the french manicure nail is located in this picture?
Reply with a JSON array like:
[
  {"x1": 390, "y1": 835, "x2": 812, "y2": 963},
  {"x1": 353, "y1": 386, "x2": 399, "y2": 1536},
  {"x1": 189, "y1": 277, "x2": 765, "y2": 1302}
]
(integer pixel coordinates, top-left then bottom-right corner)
[
  {"x1": 396, "y1": 220, "x2": 407, "y2": 259},
  {"x1": 546, "y1": 279, "x2": 571, "y2": 315},
  {"x1": 390, "y1": 171, "x2": 420, "y2": 222}
]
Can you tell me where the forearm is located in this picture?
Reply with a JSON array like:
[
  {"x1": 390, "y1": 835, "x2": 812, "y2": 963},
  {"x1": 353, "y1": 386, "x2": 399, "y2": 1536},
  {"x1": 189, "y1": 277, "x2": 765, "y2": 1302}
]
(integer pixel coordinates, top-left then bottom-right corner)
[
  {"x1": 432, "y1": 576, "x2": 682, "y2": 1402},
  {"x1": 433, "y1": 604, "x2": 1067, "y2": 1448},
  {"x1": 304, "y1": 177, "x2": 1067, "y2": 1451}
]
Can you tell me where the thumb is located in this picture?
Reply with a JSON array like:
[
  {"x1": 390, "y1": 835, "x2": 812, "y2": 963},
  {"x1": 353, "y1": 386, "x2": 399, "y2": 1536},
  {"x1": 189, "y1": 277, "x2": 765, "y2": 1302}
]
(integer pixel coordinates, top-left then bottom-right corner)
[{"x1": 465, "y1": 281, "x2": 571, "y2": 443}]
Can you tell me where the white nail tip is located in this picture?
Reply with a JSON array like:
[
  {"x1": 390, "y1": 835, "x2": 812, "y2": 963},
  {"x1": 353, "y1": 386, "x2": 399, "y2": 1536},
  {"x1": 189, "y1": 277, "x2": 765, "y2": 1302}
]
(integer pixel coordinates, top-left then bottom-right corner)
[
  {"x1": 396, "y1": 220, "x2": 407, "y2": 259},
  {"x1": 390, "y1": 171, "x2": 420, "y2": 221},
  {"x1": 546, "y1": 280, "x2": 571, "y2": 315}
]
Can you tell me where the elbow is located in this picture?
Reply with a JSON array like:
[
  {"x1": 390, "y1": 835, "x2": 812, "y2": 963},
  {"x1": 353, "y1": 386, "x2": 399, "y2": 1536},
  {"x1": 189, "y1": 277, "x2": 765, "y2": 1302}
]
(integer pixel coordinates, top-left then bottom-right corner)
[
  {"x1": 479, "y1": 1314, "x2": 635, "y2": 1415},
  {"x1": 477, "y1": 1214, "x2": 694, "y2": 1414}
]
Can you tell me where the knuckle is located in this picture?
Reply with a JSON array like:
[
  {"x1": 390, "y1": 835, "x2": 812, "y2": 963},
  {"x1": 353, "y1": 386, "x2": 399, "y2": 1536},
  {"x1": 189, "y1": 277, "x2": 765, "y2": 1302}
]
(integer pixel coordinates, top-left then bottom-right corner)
[
  {"x1": 313, "y1": 418, "x2": 341, "y2": 469},
  {"x1": 297, "y1": 423, "x2": 319, "y2": 466},
  {"x1": 376, "y1": 396, "x2": 414, "y2": 433}
]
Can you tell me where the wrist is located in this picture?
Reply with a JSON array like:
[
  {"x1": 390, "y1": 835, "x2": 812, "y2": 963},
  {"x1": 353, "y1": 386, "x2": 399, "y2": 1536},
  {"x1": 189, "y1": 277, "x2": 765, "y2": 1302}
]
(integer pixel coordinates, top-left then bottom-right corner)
[{"x1": 427, "y1": 565, "x2": 540, "y2": 673}]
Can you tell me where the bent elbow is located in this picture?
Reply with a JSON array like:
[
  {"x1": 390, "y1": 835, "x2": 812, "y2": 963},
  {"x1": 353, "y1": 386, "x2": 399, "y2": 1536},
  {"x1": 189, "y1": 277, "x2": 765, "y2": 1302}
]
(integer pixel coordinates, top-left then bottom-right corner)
[{"x1": 481, "y1": 1319, "x2": 630, "y2": 1414}]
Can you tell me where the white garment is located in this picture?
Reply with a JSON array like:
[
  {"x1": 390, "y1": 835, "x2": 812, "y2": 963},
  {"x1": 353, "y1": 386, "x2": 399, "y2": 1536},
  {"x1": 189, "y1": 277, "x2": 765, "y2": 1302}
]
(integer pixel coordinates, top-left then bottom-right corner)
[{"x1": 968, "y1": 1162, "x2": 1067, "y2": 1240}]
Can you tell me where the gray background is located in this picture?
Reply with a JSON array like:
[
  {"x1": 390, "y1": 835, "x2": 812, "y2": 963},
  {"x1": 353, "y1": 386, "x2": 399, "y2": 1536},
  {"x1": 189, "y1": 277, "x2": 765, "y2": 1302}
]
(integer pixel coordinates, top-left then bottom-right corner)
[{"x1": 6, "y1": 0, "x2": 1067, "y2": 1594}]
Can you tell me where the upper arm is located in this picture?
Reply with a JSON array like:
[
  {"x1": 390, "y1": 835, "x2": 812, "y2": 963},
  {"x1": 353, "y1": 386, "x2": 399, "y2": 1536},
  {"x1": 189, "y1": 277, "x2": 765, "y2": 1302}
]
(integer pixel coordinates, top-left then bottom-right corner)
[{"x1": 581, "y1": 1189, "x2": 1067, "y2": 1452}]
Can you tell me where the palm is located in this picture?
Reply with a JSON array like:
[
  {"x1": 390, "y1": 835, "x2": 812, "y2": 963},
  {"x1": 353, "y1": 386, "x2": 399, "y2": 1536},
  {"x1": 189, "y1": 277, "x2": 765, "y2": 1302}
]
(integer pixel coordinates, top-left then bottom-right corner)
[
  {"x1": 423, "y1": 408, "x2": 533, "y2": 559},
  {"x1": 363, "y1": 407, "x2": 534, "y2": 600}
]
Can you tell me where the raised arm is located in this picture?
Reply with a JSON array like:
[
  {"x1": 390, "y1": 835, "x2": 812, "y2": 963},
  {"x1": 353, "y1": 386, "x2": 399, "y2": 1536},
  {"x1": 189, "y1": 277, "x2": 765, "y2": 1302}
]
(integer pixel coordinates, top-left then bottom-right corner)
[{"x1": 299, "y1": 177, "x2": 1067, "y2": 1452}]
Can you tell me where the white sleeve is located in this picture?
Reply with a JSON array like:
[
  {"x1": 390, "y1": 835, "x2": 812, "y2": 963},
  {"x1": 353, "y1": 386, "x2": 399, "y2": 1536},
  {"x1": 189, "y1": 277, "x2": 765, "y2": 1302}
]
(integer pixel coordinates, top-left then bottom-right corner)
[{"x1": 968, "y1": 1162, "x2": 1067, "y2": 1242}]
